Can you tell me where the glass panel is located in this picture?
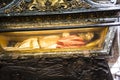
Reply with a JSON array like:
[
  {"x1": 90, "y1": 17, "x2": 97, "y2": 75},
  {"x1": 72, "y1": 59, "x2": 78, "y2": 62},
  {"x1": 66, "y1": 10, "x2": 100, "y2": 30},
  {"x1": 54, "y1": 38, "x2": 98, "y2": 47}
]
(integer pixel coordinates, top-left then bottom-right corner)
[{"x1": 0, "y1": 27, "x2": 108, "y2": 52}]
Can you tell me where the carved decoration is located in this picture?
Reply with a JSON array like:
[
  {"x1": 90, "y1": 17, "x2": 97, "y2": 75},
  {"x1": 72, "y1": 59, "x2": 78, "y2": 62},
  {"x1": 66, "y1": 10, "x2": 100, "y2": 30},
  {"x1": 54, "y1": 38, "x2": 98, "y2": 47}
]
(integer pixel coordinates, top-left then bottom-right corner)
[
  {"x1": 0, "y1": 0, "x2": 117, "y2": 14},
  {"x1": 1, "y1": 0, "x2": 26, "y2": 13},
  {"x1": 0, "y1": 0, "x2": 91, "y2": 13},
  {"x1": 28, "y1": 0, "x2": 91, "y2": 11}
]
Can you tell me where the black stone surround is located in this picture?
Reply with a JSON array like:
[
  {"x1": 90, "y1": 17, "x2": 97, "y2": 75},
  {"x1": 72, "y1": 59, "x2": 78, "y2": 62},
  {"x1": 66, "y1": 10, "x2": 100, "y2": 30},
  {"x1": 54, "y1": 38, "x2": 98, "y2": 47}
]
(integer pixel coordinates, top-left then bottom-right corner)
[{"x1": 0, "y1": 57, "x2": 113, "y2": 80}]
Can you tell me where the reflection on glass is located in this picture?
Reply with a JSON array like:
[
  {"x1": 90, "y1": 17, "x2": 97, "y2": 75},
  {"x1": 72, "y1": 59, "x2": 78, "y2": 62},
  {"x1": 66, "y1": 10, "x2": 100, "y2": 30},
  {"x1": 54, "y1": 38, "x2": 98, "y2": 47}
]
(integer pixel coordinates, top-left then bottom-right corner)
[
  {"x1": 0, "y1": 27, "x2": 108, "y2": 52},
  {"x1": 93, "y1": 0, "x2": 116, "y2": 4}
]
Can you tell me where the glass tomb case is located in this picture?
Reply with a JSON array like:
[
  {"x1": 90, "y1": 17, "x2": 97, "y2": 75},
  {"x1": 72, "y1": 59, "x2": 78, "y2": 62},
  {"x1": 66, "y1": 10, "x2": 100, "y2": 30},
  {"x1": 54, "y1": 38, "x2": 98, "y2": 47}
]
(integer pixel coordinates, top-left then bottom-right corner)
[
  {"x1": 0, "y1": 26, "x2": 116, "y2": 58},
  {"x1": 0, "y1": 27, "x2": 107, "y2": 51}
]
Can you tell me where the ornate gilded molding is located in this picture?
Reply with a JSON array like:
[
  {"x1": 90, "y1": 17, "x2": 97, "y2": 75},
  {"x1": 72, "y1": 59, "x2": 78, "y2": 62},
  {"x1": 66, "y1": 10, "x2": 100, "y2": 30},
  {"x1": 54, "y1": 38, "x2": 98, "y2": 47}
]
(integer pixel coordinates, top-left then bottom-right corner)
[
  {"x1": 0, "y1": 0, "x2": 117, "y2": 14},
  {"x1": 0, "y1": 0, "x2": 91, "y2": 13},
  {"x1": 28, "y1": 0, "x2": 91, "y2": 11}
]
